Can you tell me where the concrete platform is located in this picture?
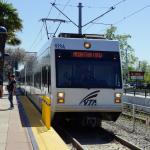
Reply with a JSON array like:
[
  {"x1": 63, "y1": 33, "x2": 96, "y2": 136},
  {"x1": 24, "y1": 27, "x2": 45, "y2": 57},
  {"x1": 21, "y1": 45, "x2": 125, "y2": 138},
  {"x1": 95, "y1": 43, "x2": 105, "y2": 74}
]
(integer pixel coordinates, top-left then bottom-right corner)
[
  {"x1": 0, "y1": 87, "x2": 33, "y2": 150},
  {"x1": 0, "y1": 85, "x2": 68, "y2": 150},
  {"x1": 18, "y1": 95, "x2": 69, "y2": 150}
]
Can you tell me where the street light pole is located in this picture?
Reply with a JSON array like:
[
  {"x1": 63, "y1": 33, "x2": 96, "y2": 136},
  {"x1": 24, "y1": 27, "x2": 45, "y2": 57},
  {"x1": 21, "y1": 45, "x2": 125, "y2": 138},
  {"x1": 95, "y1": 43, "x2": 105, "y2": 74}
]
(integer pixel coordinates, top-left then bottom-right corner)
[{"x1": 125, "y1": 47, "x2": 128, "y2": 83}]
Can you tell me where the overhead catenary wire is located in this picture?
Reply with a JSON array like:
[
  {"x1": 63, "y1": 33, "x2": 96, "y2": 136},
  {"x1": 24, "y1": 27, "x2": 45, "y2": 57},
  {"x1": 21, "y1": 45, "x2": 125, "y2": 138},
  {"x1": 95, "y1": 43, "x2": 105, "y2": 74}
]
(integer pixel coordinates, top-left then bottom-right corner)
[
  {"x1": 83, "y1": 5, "x2": 109, "y2": 9},
  {"x1": 29, "y1": 0, "x2": 56, "y2": 51},
  {"x1": 99, "y1": 3, "x2": 150, "y2": 34},
  {"x1": 51, "y1": 2, "x2": 78, "y2": 27},
  {"x1": 29, "y1": 0, "x2": 128, "y2": 50},
  {"x1": 54, "y1": 3, "x2": 109, "y2": 9},
  {"x1": 31, "y1": 0, "x2": 72, "y2": 42},
  {"x1": 83, "y1": 0, "x2": 127, "y2": 32},
  {"x1": 82, "y1": 6, "x2": 115, "y2": 28},
  {"x1": 52, "y1": 1, "x2": 125, "y2": 33},
  {"x1": 47, "y1": 0, "x2": 72, "y2": 36},
  {"x1": 83, "y1": 0, "x2": 127, "y2": 9},
  {"x1": 113, "y1": 0, "x2": 127, "y2": 7},
  {"x1": 55, "y1": 0, "x2": 127, "y2": 9},
  {"x1": 113, "y1": 3, "x2": 150, "y2": 25},
  {"x1": 92, "y1": 22, "x2": 112, "y2": 26},
  {"x1": 30, "y1": 0, "x2": 72, "y2": 50},
  {"x1": 57, "y1": 0, "x2": 72, "y2": 17},
  {"x1": 55, "y1": 3, "x2": 76, "y2": 8}
]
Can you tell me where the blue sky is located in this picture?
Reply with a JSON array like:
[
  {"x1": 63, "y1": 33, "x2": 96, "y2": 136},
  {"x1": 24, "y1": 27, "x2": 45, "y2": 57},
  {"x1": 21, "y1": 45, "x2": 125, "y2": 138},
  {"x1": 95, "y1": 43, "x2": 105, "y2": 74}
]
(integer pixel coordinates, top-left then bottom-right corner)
[{"x1": 6, "y1": 0, "x2": 150, "y2": 63}]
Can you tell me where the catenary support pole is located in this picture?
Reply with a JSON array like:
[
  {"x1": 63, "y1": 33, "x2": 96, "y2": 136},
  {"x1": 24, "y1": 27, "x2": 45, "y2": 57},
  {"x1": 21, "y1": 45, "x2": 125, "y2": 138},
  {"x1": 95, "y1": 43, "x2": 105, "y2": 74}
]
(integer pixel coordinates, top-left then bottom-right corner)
[{"x1": 78, "y1": 3, "x2": 83, "y2": 34}]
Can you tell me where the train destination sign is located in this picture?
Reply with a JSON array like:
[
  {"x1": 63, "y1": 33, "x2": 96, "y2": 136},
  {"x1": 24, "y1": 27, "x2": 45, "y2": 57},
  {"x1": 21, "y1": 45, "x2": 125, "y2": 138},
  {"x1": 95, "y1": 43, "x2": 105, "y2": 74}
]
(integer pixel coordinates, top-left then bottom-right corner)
[
  {"x1": 72, "y1": 51, "x2": 103, "y2": 59},
  {"x1": 56, "y1": 50, "x2": 120, "y2": 61}
]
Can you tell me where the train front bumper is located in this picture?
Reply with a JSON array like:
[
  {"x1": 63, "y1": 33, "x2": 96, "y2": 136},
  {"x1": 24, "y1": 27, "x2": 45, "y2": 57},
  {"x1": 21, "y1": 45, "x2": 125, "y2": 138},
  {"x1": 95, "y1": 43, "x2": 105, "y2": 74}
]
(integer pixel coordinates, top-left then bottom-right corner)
[{"x1": 55, "y1": 105, "x2": 122, "y2": 112}]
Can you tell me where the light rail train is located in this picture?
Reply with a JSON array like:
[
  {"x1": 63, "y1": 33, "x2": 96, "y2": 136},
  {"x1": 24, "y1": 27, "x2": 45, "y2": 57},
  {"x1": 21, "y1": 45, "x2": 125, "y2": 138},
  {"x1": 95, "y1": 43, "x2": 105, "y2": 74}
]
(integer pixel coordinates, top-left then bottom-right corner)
[{"x1": 20, "y1": 33, "x2": 123, "y2": 126}]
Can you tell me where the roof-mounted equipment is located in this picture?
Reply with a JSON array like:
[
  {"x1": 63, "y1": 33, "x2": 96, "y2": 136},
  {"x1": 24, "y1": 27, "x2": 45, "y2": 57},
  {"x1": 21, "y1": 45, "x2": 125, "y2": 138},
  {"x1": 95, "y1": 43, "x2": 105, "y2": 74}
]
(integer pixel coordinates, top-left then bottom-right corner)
[{"x1": 58, "y1": 33, "x2": 106, "y2": 39}]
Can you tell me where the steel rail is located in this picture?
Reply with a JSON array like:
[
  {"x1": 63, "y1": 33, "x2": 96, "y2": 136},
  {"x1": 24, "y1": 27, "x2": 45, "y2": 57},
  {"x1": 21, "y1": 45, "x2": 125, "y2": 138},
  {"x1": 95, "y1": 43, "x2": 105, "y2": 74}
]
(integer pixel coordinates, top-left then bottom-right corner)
[
  {"x1": 56, "y1": 124, "x2": 142, "y2": 150},
  {"x1": 114, "y1": 135, "x2": 141, "y2": 150},
  {"x1": 100, "y1": 127, "x2": 142, "y2": 150},
  {"x1": 54, "y1": 125, "x2": 84, "y2": 150}
]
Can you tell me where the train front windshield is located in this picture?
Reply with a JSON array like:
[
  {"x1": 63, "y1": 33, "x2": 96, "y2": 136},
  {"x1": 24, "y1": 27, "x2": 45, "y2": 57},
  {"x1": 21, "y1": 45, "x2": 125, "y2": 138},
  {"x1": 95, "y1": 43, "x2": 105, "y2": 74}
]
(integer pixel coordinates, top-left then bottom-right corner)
[{"x1": 55, "y1": 50, "x2": 122, "y2": 88}]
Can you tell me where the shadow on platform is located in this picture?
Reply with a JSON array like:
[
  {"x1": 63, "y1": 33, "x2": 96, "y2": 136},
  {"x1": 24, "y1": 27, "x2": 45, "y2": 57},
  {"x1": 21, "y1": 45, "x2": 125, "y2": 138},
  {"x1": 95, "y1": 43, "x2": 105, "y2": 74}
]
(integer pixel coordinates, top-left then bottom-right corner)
[
  {"x1": 15, "y1": 91, "x2": 44, "y2": 129},
  {"x1": 0, "y1": 108, "x2": 12, "y2": 111}
]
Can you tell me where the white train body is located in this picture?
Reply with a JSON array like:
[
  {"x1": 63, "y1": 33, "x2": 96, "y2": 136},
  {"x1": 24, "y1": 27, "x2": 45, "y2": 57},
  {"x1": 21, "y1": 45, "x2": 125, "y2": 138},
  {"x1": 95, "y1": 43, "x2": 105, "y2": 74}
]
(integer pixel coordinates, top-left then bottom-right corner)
[{"x1": 21, "y1": 34, "x2": 123, "y2": 124}]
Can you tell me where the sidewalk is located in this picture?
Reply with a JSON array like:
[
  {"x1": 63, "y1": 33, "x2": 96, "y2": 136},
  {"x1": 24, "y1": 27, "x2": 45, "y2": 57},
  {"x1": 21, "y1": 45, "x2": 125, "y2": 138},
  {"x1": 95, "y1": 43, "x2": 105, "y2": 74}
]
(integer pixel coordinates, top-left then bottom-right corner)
[{"x1": 0, "y1": 87, "x2": 33, "y2": 150}]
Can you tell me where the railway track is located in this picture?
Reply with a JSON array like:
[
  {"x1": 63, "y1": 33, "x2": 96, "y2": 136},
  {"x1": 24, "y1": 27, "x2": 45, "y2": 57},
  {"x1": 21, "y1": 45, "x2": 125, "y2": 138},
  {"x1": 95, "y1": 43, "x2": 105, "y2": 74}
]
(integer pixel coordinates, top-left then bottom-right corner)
[
  {"x1": 102, "y1": 113, "x2": 150, "y2": 150},
  {"x1": 54, "y1": 123, "x2": 141, "y2": 150},
  {"x1": 122, "y1": 107, "x2": 150, "y2": 122}
]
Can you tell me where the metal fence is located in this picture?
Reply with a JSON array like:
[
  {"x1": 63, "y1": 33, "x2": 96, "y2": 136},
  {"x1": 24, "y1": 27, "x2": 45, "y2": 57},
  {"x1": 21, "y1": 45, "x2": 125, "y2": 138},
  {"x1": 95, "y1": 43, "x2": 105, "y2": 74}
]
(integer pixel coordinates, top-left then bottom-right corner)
[
  {"x1": 124, "y1": 89, "x2": 150, "y2": 98},
  {"x1": 122, "y1": 102, "x2": 150, "y2": 132}
]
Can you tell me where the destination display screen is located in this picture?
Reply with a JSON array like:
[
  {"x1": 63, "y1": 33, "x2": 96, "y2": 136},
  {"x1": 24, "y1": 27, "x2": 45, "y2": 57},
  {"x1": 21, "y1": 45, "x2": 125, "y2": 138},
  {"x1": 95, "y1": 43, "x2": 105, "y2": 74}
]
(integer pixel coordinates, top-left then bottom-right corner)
[
  {"x1": 72, "y1": 51, "x2": 102, "y2": 59},
  {"x1": 56, "y1": 49, "x2": 120, "y2": 61}
]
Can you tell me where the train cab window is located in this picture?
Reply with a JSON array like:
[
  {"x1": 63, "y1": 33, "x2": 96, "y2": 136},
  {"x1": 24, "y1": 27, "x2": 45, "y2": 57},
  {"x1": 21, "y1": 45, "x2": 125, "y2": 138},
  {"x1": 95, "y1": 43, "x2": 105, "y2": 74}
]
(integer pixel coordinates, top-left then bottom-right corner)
[{"x1": 55, "y1": 50, "x2": 122, "y2": 88}]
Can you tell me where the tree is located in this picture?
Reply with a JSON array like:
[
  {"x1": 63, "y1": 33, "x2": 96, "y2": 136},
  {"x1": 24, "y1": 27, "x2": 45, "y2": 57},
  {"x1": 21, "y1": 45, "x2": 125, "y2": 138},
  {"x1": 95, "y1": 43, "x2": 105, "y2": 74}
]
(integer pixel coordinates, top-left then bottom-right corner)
[
  {"x1": 4, "y1": 47, "x2": 26, "y2": 76},
  {"x1": 141, "y1": 62, "x2": 150, "y2": 83},
  {"x1": 145, "y1": 74, "x2": 150, "y2": 83},
  {"x1": 105, "y1": 26, "x2": 138, "y2": 81},
  {"x1": 139, "y1": 60, "x2": 148, "y2": 72},
  {"x1": 0, "y1": 1, "x2": 23, "y2": 45}
]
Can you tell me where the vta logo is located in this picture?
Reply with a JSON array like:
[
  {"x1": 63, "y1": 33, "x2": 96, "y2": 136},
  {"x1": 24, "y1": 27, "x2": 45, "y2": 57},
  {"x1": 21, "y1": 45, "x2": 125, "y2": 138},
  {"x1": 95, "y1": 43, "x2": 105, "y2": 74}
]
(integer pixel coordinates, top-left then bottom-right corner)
[{"x1": 79, "y1": 90, "x2": 100, "y2": 106}]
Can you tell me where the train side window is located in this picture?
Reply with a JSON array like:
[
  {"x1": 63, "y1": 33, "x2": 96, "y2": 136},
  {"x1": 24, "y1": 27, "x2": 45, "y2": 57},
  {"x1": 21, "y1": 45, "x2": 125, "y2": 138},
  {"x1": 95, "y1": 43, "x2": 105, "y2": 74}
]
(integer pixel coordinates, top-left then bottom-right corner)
[
  {"x1": 48, "y1": 66, "x2": 51, "y2": 92},
  {"x1": 34, "y1": 72, "x2": 41, "y2": 89},
  {"x1": 42, "y1": 66, "x2": 47, "y2": 87},
  {"x1": 42, "y1": 66, "x2": 50, "y2": 87},
  {"x1": 42, "y1": 66, "x2": 51, "y2": 93}
]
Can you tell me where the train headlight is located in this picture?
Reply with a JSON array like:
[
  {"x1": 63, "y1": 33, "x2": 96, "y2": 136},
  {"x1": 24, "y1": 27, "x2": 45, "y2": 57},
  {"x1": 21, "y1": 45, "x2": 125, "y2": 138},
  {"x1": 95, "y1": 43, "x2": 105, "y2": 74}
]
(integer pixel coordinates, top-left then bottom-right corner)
[
  {"x1": 84, "y1": 42, "x2": 91, "y2": 49},
  {"x1": 57, "y1": 92, "x2": 65, "y2": 103},
  {"x1": 114, "y1": 93, "x2": 122, "y2": 103},
  {"x1": 115, "y1": 93, "x2": 121, "y2": 98}
]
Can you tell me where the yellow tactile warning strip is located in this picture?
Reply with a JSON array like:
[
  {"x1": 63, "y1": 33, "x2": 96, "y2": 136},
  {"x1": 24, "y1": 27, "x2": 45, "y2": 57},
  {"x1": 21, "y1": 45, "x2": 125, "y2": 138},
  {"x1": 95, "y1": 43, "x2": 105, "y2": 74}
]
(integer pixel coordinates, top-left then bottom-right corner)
[{"x1": 18, "y1": 96, "x2": 69, "y2": 150}]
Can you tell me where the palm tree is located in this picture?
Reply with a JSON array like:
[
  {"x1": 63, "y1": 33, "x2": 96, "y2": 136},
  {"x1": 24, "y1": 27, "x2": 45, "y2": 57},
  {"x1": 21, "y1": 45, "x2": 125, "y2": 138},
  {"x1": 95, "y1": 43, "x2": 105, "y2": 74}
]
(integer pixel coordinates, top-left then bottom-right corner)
[{"x1": 0, "y1": 0, "x2": 23, "y2": 45}]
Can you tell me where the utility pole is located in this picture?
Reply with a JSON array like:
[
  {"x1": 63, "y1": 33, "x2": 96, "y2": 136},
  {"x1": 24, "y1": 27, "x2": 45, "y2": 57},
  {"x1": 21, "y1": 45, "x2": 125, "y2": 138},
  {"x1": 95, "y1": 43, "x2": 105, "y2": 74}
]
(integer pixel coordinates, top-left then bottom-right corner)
[
  {"x1": 125, "y1": 47, "x2": 128, "y2": 83},
  {"x1": 78, "y1": 3, "x2": 82, "y2": 34}
]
